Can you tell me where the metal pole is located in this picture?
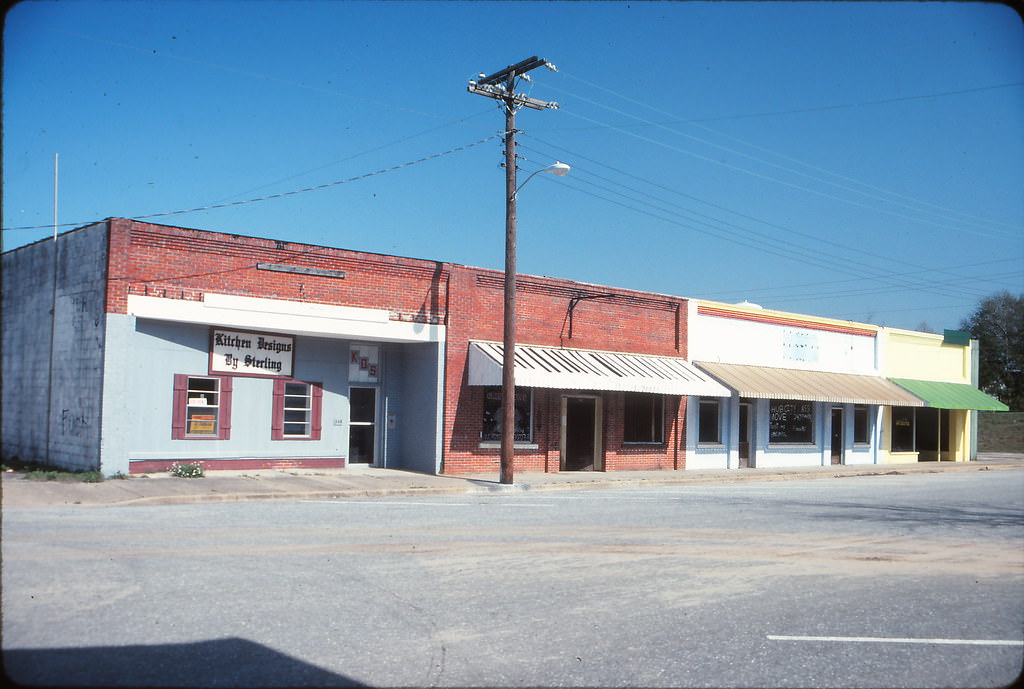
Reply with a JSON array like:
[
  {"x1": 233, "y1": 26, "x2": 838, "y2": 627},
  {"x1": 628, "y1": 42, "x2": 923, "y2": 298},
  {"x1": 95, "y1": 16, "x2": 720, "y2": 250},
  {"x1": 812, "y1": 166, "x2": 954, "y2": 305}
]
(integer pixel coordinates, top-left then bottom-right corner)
[
  {"x1": 53, "y1": 153, "x2": 59, "y2": 240},
  {"x1": 45, "y1": 153, "x2": 59, "y2": 466},
  {"x1": 500, "y1": 75, "x2": 517, "y2": 485}
]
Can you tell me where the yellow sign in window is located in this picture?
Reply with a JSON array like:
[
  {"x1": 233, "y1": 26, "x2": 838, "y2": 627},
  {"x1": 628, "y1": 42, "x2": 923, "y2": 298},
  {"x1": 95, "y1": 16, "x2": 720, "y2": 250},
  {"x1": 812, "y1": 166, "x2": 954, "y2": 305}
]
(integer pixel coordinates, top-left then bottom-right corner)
[{"x1": 188, "y1": 414, "x2": 216, "y2": 434}]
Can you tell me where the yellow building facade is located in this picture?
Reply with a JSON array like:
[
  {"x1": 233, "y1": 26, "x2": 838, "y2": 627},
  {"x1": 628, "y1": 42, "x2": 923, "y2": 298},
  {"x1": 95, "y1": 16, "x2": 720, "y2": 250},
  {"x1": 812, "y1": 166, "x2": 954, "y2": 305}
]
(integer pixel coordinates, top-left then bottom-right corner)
[{"x1": 880, "y1": 328, "x2": 1007, "y2": 463}]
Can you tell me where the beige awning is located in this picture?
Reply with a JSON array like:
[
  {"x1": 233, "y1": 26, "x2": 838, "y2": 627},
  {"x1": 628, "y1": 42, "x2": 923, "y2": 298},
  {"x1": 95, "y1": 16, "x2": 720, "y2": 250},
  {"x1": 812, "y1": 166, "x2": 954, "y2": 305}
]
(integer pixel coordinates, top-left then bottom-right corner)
[
  {"x1": 468, "y1": 342, "x2": 731, "y2": 396},
  {"x1": 695, "y1": 361, "x2": 925, "y2": 406}
]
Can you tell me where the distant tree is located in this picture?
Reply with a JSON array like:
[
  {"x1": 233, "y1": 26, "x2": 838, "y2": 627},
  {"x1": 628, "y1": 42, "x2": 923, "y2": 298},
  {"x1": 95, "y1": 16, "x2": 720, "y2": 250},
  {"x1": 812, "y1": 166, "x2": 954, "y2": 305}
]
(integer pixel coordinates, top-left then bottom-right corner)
[
  {"x1": 960, "y1": 291, "x2": 1023, "y2": 410},
  {"x1": 915, "y1": 321, "x2": 935, "y2": 334}
]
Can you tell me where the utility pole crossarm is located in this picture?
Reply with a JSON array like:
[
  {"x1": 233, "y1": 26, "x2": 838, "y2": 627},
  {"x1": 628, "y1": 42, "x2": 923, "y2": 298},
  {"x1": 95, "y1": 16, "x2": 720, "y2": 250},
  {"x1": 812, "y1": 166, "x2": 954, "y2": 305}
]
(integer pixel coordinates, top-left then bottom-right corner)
[
  {"x1": 467, "y1": 57, "x2": 559, "y2": 110},
  {"x1": 466, "y1": 83, "x2": 558, "y2": 110},
  {"x1": 475, "y1": 56, "x2": 547, "y2": 85}
]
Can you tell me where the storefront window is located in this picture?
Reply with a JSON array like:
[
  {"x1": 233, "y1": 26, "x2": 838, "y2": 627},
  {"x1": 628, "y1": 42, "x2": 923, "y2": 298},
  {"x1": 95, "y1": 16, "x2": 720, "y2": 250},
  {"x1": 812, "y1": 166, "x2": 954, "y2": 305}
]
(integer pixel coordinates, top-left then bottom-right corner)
[
  {"x1": 172, "y1": 374, "x2": 232, "y2": 440},
  {"x1": 624, "y1": 393, "x2": 664, "y2": 443},
  {"x1": 853, "y1": 405, "x2": 870, "y2": 444},
  {"x1": 272, "y1": 380, "x2": 323, "y2": 440},
  {"x1": 698, "y1": 397, "x2": 722, "y2": 444},
  {"x1": 481, "y1": 387, "x2": 532, "y2": 442},
  {"x1": 769, "y1": 399, "x2": 813, "y2": 444},
  {"x1": 891, "y1": 406, "x2": 915, "y2": 451}
]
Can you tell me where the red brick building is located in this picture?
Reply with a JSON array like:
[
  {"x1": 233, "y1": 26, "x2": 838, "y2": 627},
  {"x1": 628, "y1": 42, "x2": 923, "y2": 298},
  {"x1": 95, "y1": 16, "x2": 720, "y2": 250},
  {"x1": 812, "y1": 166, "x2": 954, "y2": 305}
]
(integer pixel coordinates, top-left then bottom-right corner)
[{"x1": 442, "y1": 266, "x2": 728, "y2": 475}]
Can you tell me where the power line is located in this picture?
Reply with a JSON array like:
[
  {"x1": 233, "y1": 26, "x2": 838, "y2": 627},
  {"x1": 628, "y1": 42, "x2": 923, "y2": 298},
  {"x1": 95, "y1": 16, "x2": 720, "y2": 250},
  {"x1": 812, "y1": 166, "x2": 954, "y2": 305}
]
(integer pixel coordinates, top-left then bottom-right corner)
[
  {"x1": 519, "y1": 138, "x2": 1009, "y2": 303},
  {"x1": 519, "y1": 136, "x2": 998, "y2": 301},
  {"x1": 194, "y1": 109, "x2": 495, "y2": 207},
  {"x1": 731, "y1": 270, "x2": 1022, "y2": 305},
  {"x1": 552, "y1": 80, "x2": 1024, "y2": 126},
  {"x1": 546, "y1": 73, "x2": 1019, "y2": 241},
  {"x1": 523, "y1": 134, "x2": 932, "y2": 278},
  {"x1": 542, "y1": 168, "x2": 973, "y2": 302},
  {"x1": 49, "y1": 28, "x2": 478, "y2": 126},
  {"x1": 556, "y1": 71, "x2": 1021, "y2": 235},
  {"x1": 2, "y1": 134, "x2": 501, "y2": 233},
  {"x1": 702, "y1": 258, "x2": 1023, "y2": 301}
]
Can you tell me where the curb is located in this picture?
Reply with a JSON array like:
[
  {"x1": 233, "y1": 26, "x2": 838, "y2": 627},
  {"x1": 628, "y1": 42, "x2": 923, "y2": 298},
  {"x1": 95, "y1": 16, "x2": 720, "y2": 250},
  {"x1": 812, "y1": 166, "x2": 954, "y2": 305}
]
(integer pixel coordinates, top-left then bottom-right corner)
[{"x1": 3, "y1": 458, "x2": 1019, "y2": 509}]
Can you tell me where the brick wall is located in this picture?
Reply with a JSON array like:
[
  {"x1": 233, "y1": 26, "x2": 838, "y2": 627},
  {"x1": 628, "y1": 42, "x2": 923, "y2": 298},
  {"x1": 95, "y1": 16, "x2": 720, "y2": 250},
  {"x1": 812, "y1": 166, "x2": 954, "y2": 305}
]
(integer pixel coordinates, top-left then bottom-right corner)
[
  {"x1": 105, "y1": 218, "x2": 449, "y2": 324},
  {"x1": 442, "y1": 265, "x2": 689, "y2": 474}
]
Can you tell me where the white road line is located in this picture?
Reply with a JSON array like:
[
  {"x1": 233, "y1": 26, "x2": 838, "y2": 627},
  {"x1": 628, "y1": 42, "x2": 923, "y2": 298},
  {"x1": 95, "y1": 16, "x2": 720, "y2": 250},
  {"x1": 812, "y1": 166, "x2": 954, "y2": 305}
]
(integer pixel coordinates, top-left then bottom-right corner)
[
  {"x1": 767, "y1": 635, "x2": 1023, "y2": 646},
  {"x1": 300, "y1": 500, "x2": 474, "y2": 506},
  {"x1": 529, "y1": 495, "x2": 663, "y2": 501},
  {"x1": 300, "y1": 500, "x2": 555, "y2": 507}
]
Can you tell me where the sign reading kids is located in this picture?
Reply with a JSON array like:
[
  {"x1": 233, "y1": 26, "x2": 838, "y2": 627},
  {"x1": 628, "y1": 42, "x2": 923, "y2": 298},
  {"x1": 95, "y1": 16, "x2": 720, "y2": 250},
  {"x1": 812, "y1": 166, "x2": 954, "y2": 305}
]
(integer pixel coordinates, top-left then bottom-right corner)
[{"x1": 349, "y1": 345, "x2": 380, "y2": 383}]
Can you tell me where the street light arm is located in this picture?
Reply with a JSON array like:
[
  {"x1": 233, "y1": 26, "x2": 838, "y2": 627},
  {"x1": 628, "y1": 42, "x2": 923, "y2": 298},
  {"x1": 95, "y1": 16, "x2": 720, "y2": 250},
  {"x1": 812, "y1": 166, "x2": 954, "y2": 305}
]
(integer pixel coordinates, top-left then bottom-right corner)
[
  {"x1": 513, "y1": 169, "x2": 545, "y2": 197},
  {"x1": 513, "y1": 161, "x2": 571, "y2": 198}
]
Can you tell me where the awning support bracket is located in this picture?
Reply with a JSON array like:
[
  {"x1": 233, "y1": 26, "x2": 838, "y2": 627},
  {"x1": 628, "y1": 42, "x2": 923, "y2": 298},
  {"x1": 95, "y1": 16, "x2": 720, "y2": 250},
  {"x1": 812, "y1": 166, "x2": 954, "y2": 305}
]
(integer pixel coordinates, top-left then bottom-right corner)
[{"x1": 568, "y1": 293, "x2": 616, "y2": 338}]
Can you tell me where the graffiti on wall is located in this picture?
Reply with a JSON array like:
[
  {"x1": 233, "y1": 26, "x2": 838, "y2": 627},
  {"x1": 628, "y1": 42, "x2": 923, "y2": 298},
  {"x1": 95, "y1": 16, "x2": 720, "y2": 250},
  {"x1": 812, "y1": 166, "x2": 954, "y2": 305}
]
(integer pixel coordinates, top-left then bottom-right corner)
[{"x1": 61, "y1": 408, "x2": 89, "y2": 436}]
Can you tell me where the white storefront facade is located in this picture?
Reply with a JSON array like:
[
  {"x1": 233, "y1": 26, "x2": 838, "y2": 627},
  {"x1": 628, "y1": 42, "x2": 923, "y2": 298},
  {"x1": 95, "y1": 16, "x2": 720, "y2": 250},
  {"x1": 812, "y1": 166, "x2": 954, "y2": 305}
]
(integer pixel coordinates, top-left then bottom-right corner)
[{"x1": 685, "y1": 300, "x2": 923, "y2": 470}]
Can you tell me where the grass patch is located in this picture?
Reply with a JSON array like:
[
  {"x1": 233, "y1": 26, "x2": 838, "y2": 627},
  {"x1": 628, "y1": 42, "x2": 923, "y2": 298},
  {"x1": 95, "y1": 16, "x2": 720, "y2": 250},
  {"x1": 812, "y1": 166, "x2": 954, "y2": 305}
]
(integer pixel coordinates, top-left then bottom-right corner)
[
  {"x1": 20, "y1": 466, "x2": 104, "y2": 483},
  {"x1": 2, "y1": 457, "x2": 120, "y2": 482},
  {"x1": 978, "y1": 411, "x2": 1024, "y2": 453}
]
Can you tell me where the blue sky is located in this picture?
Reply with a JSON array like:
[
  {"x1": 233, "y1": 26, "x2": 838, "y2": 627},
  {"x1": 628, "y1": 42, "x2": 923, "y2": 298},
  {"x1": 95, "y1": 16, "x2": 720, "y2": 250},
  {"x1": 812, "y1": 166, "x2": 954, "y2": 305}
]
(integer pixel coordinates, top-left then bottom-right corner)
[{"x1": 4, "y1": 0, "x2": 1022, "y2": 332}]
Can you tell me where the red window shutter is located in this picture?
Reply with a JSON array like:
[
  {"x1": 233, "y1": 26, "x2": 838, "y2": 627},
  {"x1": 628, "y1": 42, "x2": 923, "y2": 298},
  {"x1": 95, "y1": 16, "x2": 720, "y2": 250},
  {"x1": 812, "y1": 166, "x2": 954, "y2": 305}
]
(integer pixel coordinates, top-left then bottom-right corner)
[
  {"x1": 271, "y1": 378, "x2": 286, "y2": 440},
  {"x1": 219, "y1": 376, "x2": 233, "y2": 440},
  {"x1": 310, "y1": 382, "x2": 323, "y2": 441},
  {"x1": 172, "y1": 374, "x2": 188, "y2": 439}
]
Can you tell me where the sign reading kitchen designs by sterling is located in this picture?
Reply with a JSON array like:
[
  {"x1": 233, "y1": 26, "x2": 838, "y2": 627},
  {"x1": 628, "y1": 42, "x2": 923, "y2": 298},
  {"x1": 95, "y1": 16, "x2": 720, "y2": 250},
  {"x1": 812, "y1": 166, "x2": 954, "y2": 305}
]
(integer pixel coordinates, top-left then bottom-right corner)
[{"x1": 210, "y1": 328, "x2": 294, "y2": 377}]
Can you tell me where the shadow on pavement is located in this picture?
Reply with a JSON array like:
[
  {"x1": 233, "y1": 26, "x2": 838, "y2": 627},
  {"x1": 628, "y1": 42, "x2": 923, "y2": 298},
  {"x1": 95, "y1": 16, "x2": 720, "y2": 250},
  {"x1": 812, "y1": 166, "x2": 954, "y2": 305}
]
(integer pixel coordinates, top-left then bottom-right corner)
[{"x1": 3, "y1": 637, "x2": 364, "y2": 687}]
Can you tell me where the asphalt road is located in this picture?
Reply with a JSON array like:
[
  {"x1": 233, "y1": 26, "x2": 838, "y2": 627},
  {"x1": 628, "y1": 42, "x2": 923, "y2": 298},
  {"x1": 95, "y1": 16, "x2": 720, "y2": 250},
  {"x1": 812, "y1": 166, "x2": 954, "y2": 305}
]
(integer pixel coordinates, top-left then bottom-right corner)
[{"x1": 3, "y1": 470, "x2": 1023, "y2": 688}]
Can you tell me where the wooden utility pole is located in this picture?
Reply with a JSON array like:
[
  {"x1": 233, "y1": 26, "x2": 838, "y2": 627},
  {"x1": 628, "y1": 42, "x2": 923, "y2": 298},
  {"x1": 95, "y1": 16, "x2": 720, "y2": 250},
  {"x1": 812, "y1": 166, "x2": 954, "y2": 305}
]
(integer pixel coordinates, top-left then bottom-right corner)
[
  {"x1": 501, "y1": 72, "x2": 519, "y2": 486},
  {"x1": 468, "y1": 57, "x2": 559, "y2": 484}
]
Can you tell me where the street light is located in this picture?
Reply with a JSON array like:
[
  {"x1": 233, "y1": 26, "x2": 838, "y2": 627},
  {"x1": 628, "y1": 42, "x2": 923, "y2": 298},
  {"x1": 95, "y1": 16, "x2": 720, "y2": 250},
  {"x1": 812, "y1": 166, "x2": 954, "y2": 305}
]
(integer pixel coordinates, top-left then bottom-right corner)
[{"x1": 499, "y1": 160, "x2": 570, "y2": 485}]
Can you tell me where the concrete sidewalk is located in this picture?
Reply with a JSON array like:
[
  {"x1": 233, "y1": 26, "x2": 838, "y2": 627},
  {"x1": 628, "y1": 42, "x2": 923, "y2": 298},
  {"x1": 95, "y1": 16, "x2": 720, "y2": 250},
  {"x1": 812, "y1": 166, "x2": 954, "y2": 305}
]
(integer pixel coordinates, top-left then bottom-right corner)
[{"x1": 3, "y1": 453, "x2": 1021, "y2": 509}]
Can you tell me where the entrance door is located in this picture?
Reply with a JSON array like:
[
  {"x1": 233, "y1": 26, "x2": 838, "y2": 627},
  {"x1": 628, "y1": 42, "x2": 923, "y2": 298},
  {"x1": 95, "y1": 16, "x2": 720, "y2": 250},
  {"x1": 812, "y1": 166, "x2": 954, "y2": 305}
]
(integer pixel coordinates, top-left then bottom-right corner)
[
  {"x1": 561, "y1": 396, "x2": 602, "y2": 471},
  {"x1": 349, "y1": 387, "x2": 377, "y2": 464},
  {"x1": 738, "y1": 401, "x2": 753, "y2": 468},
  {"x1": 830, "y1": 407, "x2": 843, "y2": 465}
]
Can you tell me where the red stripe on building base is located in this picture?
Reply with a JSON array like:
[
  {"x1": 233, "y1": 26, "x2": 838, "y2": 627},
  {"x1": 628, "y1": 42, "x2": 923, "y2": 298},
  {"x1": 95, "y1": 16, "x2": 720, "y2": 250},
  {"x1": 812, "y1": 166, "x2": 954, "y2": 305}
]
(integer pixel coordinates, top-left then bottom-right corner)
[{"x1": 129, "y1": 457, "x2": 346, "y2": 474}]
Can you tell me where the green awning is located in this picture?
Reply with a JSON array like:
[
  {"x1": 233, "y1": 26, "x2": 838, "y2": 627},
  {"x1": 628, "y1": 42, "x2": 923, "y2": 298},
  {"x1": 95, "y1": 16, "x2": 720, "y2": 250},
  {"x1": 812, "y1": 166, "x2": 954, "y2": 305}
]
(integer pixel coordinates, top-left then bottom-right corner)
[{"x1": 889, "y1": 378, "x2": 1009, "y2": 411}]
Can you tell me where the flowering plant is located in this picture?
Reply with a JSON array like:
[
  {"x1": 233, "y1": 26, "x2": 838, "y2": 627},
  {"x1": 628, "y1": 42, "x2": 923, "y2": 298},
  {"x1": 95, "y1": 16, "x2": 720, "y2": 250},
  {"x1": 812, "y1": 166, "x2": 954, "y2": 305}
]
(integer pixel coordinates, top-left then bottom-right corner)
[{"x1": 168, "y1": 461, "x2": 204, "y2": 478}]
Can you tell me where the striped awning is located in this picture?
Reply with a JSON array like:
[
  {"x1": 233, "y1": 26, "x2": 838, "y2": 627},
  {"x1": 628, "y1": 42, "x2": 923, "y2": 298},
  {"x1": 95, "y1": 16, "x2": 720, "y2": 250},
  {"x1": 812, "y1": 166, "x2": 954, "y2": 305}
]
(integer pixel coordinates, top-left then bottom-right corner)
[
  {"x1": 695, "y1": 361, "x2": 926, "y2": 406},
  {"x1": 468, "y1": 342, "x2": 731, "y2": 396}
]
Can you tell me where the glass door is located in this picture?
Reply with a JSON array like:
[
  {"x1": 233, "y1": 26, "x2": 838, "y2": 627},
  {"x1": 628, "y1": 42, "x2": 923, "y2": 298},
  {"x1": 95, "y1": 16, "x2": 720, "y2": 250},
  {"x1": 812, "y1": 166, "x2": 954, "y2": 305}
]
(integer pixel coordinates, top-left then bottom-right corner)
[{"x1": 349, "y1": 387, "x2": 377, "y2": 464}]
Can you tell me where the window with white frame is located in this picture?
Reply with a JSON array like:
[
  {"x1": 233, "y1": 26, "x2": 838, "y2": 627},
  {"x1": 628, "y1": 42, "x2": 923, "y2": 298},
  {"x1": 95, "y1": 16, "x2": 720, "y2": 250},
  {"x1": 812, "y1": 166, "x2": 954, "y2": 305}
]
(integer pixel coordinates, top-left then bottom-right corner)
[
  {"x1": 272, "y1": 379, "x2": 323, "y2": 440},
  {"x1": 172, "y1": 375, "x2": 232, "y2": 440}
]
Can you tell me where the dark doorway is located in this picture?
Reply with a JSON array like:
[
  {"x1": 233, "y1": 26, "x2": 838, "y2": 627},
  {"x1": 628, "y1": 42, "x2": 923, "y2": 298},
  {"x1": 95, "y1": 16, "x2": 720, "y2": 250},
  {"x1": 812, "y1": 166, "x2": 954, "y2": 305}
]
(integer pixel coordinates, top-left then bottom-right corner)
[
  {"x1": 561, "y1": 396, "x2": 600, "y2": 471},
  {"x1": 830, "y1": 407, "x2": 844, "y2": 465},
  {"x1": 738, "y1": 401, "x2": 753, "y2": 468}
]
